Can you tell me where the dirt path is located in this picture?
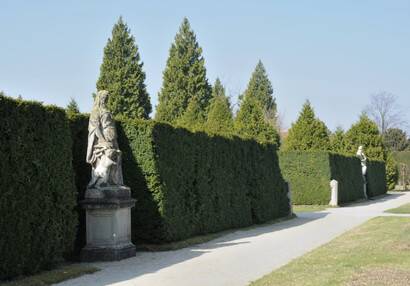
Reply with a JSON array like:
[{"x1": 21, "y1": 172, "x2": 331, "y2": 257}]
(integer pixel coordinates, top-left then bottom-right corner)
[{"x1": 57, "y1": 192, "x2": 410, "y2": 286}]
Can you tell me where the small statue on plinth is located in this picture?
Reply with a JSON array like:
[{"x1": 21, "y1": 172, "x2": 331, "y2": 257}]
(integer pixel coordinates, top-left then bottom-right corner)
[
  {"x1": 81, "y1": 90, "x2": 136, "y2": 262},
  {"x1": 357, "y1": 145, "x2": 367, "y2": 176},
  {"x1": 357, "y1": 145, "x2": 368, "y2": 198}
]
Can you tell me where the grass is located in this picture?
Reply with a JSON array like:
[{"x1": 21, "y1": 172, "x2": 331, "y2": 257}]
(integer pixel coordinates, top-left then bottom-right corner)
[
  {"x1": 249, "y1": 216, "x2": 410, "y2": 286},
  {"x1": 385, "y1": 203, "x2": 410, "y2": 214},
  {"x1": 2, "y1": 265, "x2": 99, "y2": 286},
  {"x1": 292, "y1": 205, "x2": 328, "y2": 213}
]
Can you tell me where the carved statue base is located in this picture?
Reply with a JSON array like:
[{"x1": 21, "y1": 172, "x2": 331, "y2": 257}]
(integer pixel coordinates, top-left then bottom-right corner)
[{"x1": 80, "y1": 186, "x2": 137, "y2": 262}]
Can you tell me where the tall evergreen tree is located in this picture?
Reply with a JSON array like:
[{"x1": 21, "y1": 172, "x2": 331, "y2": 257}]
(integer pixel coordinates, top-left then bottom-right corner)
[
  {"x1": 283, "y1": 100, "x2": 330, "y2": 151},
  {"x1": 96, "y1": 16, "x2": 151, "y2": 119},
  {"x1": 343, "y1": 113, "x2": 398, "y2": 189},
  {"x1": 204, "y1": 78, "x2": 234, "y2": 134},
  {"x1": 66, "y1": 97, "x2": 80, "y2": 114},
  {"x1": 330, "y1": 125, "x2": 345, "y2": 152},
  {"x1": 384, "y1": 128, "x2": 409, "y2": 152},
  {"x1": 155, "y1": 18, "x2": 212, "y2": 124},
  {"x1": 234, "y1": 96, "x2": 280, "y2": 148},
  {"x1": 242, "y1": 60, "x2": 277, "y2": 126},
  {"x1": 343, "y1": 113, "x2": 386, "y2": 159}
]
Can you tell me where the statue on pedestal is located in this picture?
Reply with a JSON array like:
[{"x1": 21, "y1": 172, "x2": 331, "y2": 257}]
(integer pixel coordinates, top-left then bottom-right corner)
[
  {"x1": 357, "y1": 145, "x2": 368, "y2": 199},
  {"x1": 86, "y1": 90, "x2": 123, "y2": 189},
  {"x1": 81, "y1": 90, "x2": 136, "y2": 262},
  {"x1": 356, "y1": 145, "x2": 367, "y2": 176}
]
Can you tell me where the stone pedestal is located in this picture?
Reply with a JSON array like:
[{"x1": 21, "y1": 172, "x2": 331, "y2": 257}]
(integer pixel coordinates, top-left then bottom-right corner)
[
  {"x1": 329, "y1": 180, "x2": 338, "y2": 206},
  {"x1": 80, "y1": 186, "x2": 137, "y2": 262}
]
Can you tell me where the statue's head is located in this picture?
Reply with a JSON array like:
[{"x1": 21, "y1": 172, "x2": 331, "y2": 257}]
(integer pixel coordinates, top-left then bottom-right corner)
[
  {"x1": 357, "y1": 145, "x2": 363, "y2": 155},
  {"x1": 95, "y1": 90, "x2": 109, "y2": 107}
]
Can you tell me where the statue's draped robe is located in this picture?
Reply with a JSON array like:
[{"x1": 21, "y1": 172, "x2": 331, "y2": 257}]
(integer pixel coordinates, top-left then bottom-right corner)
[{"x1": 86, "y1": 106, "x2": 123, "y2": 188}]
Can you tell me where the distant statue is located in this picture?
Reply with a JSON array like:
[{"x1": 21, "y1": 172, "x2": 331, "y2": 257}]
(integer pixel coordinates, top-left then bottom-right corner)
[
  {"x1": 86, "y1": 90, "x2": 123, "y2": 189},
  {"x1": 357, "y1": 145, "x2": 367, "y2": 176}
]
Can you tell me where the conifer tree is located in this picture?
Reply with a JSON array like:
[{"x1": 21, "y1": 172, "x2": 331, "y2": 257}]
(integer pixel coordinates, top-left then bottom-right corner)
[
  {"x1": 204, "y1": 78, "x2": 234, "y2": 134},
  {"x1": 343, "y1": 113, "x2": 386, "y2": 159},
  {"x1": 66, "y1": 97, "x2": 80, "y2": 114},
  {"x1": 343, "y1": 113, "x2": 398, "y2": 189},
  {"x1": 176, "y1": 98, "x2": 205, "y2": 131},
  {"x1": 234, "y1": 96, "x2": 280, "y2": 148},
  {"x1": 96, "y1": 16, "x2": 151, "y2": 119},
  {"x1": 283, "y1": 100, "x2": 330, "y2": 151},
  {"x1": 330, "y1": 125, "x2": 345, "y2": 152},
  {"x1": 155, "y1": 18, "x2": 212, "y2": 124},
  {"x1": 242, "y1": 60, "x2": 277, "y2": 126}
]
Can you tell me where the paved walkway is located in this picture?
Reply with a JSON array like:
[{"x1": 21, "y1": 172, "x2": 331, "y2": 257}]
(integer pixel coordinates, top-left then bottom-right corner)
[{"x1": 58, "y1": 191, "x2": 410, "y2": 286}]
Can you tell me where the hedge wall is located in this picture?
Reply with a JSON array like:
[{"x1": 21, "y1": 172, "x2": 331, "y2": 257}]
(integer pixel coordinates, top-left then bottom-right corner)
[
  {"x1": 0, "y1": 96, "x2": 77, "y2": 280},
  {"x1": 367, "y1": 159, "x2": 387, "y2": 197},
  {"x1": 328, "y1": 153, "x2": 364, "y2": 204},
  {"x1": 69, "y1": 116, "x2": 290, "y2": 244},
  {"x1": 278, "y1": 152, "x2": 364, "y2": 205}
]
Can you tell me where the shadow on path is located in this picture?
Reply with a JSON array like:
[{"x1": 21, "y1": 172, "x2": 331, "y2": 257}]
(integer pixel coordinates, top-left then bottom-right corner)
[{"x1": 64, "y1": 212, "x2": 329, "y2": 286}]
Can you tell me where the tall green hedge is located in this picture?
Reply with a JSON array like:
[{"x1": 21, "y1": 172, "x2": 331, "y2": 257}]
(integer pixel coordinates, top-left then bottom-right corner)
[
  {"x1": 366, "y1": 159, "x2": 387, "y2": 197},
  {"x1": 278, "y1": 152, "x2": 364, "y2": 205},
  {"x1": 69, "y1": 116, "x2": 290, "y2": 243},
  {"x1": 328, "y1": 153, "x2": 364, "y2": 204},
  {"x1": 0, "y1": 96, "x2": 77, "y2": 280}
]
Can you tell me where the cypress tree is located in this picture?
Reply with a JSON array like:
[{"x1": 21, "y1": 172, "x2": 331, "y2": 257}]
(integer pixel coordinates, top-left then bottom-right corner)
[
  {"x1": 235, "y1": 96, "x2": 280, "y2": 148},
  {"x1": 176, "y1": 98, "x2": 205, "y2": 131},
  {"x1": 242, "y1": 60, "x2": 277, "y2": 126},
  {"x1": 284, "y1": 100, "x2": 330, "y2": 151},
  {"x1": 96, "y1": 16, "x2": 151, "y2": 119},
  {"x1": 66, "y1": 97, "x2": 80, "y2": 114},
  {"x1": 204, "y1": 78, "x2": 234, "y2": 134},
  {"x1": 343, "y1": 113, "x2": 386, "y2": 159},
  {"x1": 155, "y1": 18, "x2": 212, "y2": 124},
  {"x1": 330, "y1": 125, "x2": 345, "y2": 152},
  {"x1": 343, "y1": 113, "x2": 398, "y2": 189}
]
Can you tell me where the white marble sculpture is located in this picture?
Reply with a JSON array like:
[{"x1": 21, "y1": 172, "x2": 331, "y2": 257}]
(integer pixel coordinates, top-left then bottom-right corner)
[
  {"x1": 356, "y1": 145, "x2": 367, "y2": 176},
  {"x1": 86, "y1": 90, "x2": 124, "y2": 189}
]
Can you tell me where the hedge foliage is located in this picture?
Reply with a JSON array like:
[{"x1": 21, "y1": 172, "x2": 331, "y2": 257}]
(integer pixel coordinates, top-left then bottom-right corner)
[
  {"x1": 69, "y1": 116, "x2": 290, "y2": 243},
  {"x1": 366, "y1": 159, "x2": 387, "y2": 197},
  {"x1": 0, "y1": 96, "x2": 77, "y2": 280},
  {"x1": 278, "y1": 152, "x2": 367, "y2": 205}
]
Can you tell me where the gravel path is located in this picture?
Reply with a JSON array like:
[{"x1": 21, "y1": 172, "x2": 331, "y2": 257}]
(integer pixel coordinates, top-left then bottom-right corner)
[{"x1": 57, "y1": 191, "x2": 410, "y2": 286}]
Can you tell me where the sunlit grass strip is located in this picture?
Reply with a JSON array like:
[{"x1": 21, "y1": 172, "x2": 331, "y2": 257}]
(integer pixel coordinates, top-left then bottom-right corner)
[
  {"x1": 292, "y1": 205, "x2": 328, "y2": 213},
  {"x1": 384, "y1": 202, "x2": 410, "y2": 214},
  {"x1": 250, "y1": 216, "x2": 410, "y2": 286},
  {"x1": 2, "y1": 265, "x2": 99, "y2": 286}
]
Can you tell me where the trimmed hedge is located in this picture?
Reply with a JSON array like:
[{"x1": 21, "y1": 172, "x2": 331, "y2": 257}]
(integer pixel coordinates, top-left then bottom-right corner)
[
  {"x1": 278, "y1": 152, "x2": 364, "y2": 205},
  {"x1": 367, "y1": 159, "x2": 387, "y2": 197},
  {"x1": 0, "y1": 96, "x2": 77, "y2": 280},
  {"x1": 69, "y1": 116, "x2": 290, "y2": 243}
]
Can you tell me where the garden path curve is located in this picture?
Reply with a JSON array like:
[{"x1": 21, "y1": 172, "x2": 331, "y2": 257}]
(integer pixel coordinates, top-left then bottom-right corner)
[{"x1": 57, "y1": 191, "x2": 410, "y2": 286}]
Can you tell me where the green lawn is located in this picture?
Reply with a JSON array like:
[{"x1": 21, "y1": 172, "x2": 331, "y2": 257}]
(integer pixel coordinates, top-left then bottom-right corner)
[
  {"x1": 385, "y1": 202, "x2": 410, "y2": 214},
  {"x1": 292, "y1": 205, "x2": 328, "y2": 213},
  {"x1": 2, "y1": 265, "x2": 99, "y2": 286},
  {"x1": 250, "y1": 216, "x2": 410, "y2": 286}
]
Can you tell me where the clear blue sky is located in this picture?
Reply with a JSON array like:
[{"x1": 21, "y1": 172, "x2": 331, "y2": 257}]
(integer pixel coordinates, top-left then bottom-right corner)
[{"x1": 1, "y1": 0, "x2": 409, "y2": 132}]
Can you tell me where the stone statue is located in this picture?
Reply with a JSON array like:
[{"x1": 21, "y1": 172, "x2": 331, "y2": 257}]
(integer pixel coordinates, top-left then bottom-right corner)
[
  {"x1": 86, "y1": 90, "x2": 123, "y2": 189},
  {"x1": 356, "y1": 145, "x2": 367, "y2": 176}
]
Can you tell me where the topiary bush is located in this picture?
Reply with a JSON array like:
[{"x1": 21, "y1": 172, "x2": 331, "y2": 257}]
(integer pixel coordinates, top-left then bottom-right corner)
[{"x1": 0, "y1": 96, "x2": 77, "y2": 281}]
